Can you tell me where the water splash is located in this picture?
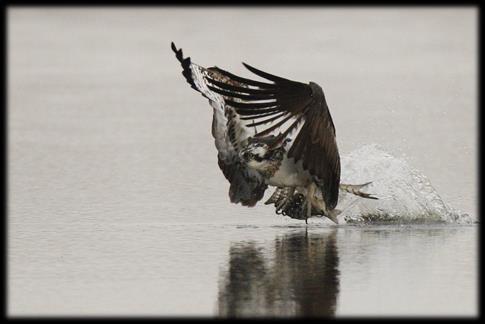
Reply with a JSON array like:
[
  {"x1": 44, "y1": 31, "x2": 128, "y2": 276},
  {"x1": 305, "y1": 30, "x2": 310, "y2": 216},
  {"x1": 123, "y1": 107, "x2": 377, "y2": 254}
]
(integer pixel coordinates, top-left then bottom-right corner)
[{"x1": 338, "y1": 144, "x2": 473, "y2": 225}]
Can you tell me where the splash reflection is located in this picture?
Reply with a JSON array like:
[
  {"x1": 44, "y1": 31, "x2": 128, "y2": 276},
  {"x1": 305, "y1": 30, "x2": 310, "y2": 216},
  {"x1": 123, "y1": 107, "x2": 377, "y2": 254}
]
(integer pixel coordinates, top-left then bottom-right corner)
[{"x1": 217, "y1": 229, "x2": 339, "y2": 317}]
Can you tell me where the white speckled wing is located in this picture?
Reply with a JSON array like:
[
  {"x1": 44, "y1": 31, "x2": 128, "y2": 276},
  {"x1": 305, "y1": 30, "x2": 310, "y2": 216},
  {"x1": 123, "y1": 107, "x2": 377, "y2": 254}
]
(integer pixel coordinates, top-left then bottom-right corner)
[{"x1": 172, "y1": 43, "x2": 267, "y2": 206}]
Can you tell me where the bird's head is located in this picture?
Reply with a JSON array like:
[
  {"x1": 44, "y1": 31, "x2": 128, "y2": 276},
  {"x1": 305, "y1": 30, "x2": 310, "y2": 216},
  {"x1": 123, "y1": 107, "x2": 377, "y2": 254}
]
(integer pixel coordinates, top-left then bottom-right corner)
[{"x1": 240, "y1": 140, "x2": 270, "y2": 169}]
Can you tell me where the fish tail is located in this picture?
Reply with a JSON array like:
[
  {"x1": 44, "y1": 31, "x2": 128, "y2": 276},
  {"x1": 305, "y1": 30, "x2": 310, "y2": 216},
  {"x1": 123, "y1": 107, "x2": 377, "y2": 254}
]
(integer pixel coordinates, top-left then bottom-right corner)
[{"x1": 340, "y1": 182, "x2": 378, "y2": 200}]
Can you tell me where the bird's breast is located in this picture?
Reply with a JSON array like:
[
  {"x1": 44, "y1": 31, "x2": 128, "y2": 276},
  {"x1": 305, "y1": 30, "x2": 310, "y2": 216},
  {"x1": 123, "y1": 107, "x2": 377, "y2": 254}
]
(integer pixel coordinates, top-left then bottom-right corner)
[{"x1": 266, "y1": 157, "x2": 311, "y2": 188}]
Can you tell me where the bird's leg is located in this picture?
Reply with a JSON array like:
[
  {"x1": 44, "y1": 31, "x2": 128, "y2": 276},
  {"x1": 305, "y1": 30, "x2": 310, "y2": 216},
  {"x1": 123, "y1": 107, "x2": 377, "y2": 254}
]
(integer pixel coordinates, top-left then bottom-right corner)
[{"x1": 306, "y1": 183, "x2": 316, "y2": 224}]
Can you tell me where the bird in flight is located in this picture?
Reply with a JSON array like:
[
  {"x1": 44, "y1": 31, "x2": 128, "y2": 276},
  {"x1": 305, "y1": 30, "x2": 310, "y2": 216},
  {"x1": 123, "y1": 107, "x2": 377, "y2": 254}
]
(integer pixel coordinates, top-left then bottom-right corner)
[{"x1": 171, "y1": 42, "x2": 376, "y2": 223}]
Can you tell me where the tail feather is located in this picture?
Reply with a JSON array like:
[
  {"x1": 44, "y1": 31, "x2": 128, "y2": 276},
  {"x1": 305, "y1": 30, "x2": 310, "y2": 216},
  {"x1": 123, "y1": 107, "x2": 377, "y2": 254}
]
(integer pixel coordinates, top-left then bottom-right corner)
[{"x1": 326, "y1": 209, "x2": 341, "y2": 224}]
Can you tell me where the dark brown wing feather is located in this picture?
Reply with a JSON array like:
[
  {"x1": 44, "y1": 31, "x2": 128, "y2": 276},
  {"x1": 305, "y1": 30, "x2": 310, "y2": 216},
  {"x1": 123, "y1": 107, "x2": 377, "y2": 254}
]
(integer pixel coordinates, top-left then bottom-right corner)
[
  {"x1": 206, "y1": 64, "x2": 341, "y2": 210},
  {"x1": 288, "y1": 103, "x2": 340, "y2": 209}
]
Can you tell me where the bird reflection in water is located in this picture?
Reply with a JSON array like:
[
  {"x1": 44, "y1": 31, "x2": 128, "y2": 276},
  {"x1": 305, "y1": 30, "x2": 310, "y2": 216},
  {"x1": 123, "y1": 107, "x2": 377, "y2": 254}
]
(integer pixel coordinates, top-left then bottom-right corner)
[{"x1": 217, "y1": 229, "x2": 339, "y2": 317}]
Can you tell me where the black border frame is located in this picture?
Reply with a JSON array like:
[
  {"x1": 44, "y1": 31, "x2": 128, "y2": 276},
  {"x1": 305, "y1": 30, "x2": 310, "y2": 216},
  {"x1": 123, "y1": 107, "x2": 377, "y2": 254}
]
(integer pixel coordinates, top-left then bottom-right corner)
[{"x1": 2, "y1": 0, "x2": 481, "y2": 320}]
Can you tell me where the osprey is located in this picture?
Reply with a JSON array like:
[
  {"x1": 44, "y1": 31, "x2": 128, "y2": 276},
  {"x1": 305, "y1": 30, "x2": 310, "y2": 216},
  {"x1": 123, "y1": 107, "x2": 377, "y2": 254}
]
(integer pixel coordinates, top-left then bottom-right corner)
[{"x1": 172, "y1": 42, "x2": 376, "y2": 223}]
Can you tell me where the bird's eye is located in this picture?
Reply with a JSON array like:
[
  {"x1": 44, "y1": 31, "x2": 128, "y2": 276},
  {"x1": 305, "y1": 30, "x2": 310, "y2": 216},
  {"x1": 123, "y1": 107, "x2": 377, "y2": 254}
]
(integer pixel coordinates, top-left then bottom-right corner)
[{"x1": 243, "y1": 151, "x2": 253, "y2": 159}]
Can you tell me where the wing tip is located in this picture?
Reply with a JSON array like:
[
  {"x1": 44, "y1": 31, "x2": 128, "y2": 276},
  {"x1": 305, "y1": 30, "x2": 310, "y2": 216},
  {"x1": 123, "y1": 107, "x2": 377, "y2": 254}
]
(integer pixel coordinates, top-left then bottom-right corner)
[
  {"x1": 242, "y1": 62, "x2": 293, "y2": 84},
  {"x1": 242, "y1": 62, "x2": 262, "y2": 75},
  {"x1": 171, "y1": 42, "x2": 199, "y2": 91},
  {"x1": 241, "y1": 62, "x2": 251, "y2": 70},
  {"x1": 171, "y1": 41, "x2": 191, "y2": 66}
]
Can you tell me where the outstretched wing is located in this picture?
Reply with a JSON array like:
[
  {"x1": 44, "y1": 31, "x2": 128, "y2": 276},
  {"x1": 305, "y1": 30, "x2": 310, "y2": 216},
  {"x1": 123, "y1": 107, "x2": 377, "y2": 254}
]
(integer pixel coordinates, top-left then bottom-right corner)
[
  {"x1": 171, "y1": 42, "x2": 267, "y2": 206},
  {"x1": 205, "y1": 63, "x2": 341, "y2": 210}
]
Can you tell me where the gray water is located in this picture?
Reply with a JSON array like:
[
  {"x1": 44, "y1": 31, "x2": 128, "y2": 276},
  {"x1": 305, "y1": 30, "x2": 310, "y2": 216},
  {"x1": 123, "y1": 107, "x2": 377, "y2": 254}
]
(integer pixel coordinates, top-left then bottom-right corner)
[
  {"x1": 9, "y1": 223, "x2": 477, "y2": 316},
  {"x1": 8, "y1": 8, "x2": 478, "y2": 317}
]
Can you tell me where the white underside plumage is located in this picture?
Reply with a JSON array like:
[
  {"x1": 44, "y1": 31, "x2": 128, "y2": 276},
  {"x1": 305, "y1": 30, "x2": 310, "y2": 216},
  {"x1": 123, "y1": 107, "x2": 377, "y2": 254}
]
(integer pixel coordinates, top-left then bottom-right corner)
[{"x1": 266, "y1": 157, "x2": 311, "y2": 188}]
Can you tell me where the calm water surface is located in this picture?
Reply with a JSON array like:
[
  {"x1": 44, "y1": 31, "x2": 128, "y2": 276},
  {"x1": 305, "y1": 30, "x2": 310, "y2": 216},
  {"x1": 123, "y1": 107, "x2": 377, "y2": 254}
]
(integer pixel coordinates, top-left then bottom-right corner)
[{"x1": 9, "y1": 223, "x2": 476, "y2": 316}]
